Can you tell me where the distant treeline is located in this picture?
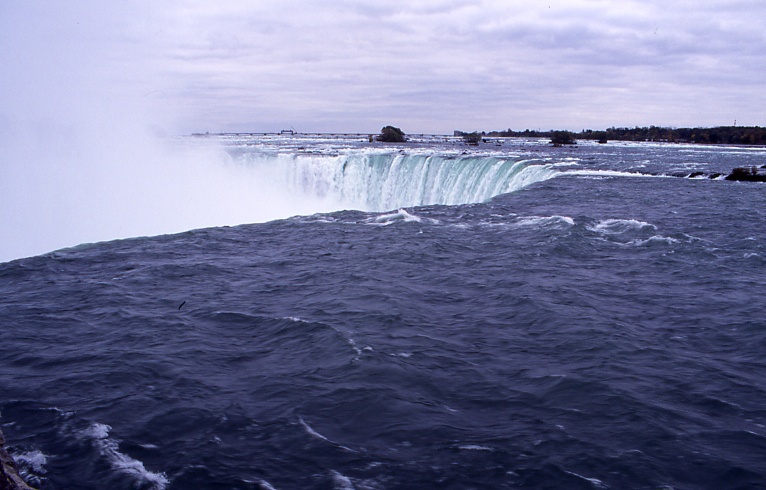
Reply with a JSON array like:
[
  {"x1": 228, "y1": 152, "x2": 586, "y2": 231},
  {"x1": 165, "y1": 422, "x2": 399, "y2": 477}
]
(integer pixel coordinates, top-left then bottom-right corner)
[{"x1": 457, "y1": 126, "x2": 766, "y2": 145}]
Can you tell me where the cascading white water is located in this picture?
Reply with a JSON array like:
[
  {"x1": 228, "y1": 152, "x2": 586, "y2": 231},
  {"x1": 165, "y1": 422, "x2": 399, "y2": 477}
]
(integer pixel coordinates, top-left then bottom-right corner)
[{"x1": 238, "y1": 152, "x2": 558, "y2": 212}]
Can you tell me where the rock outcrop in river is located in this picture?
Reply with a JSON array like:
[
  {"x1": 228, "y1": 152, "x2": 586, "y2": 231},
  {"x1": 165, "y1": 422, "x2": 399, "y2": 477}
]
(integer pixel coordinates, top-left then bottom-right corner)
[
  {"x1": 664, "y1": 165, "x2": 766, "y2": 181},
  {"x1": 724, "y1": 166, "x2": 766, "y2": 182},
  {"x1": 0, "y1": 431, "x2": 35, "y2": 490}
]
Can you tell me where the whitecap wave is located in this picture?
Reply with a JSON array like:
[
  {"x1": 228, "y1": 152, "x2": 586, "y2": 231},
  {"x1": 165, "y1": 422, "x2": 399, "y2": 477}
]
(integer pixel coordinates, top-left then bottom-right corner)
[
  {"x1": 369, "y1": 208, "x2": 426, "y2": 226},
  {"x1": 298, "y1": 417, "x2": 355, "y2": 453},
  {"x1": 331, "y1": 470, "x2": 356, "y2": 490},
  {"x1": 587, "y1": 219, "x2": 655, "y2": 235},
  {"x1": 564, "y1": 470, "x2": 609, "y2": 489},
  {"x1": 628, "y1": 235, "x2": 680, "y2": 246},
  {"x1": 257, "y1": 478, "x2": 279, "y2": 490},
  {"x1": 13, "y1": 450, "x2": 48, "y2": 474},
  {"x1": 514, "y1": 215, "x2": 575, "y2": 228},
  {"x1": 83, "y1": 423, "x2": 169, "y2": 490},
  {"x1": 562, "y1": 169, "x2": 665, "y2": 179},
  {"x1": 457, "y1": 444, "x2": 493, "y2": 451},
  {"x1": 12, "y1": 450, "x2": 48, "y2": 486}
]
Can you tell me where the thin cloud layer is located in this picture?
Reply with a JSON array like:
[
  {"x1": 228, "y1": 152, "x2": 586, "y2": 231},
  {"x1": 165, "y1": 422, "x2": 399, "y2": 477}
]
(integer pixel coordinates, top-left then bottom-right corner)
[{"x1": 2, "y1": 0, "x2": 764, "y2": 134}]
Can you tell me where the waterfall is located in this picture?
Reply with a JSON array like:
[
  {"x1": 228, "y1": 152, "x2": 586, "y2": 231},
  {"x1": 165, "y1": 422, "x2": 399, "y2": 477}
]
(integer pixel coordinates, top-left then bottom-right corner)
[{"x1": 240, "y1": 152, "x2": 557, "y2": 212}]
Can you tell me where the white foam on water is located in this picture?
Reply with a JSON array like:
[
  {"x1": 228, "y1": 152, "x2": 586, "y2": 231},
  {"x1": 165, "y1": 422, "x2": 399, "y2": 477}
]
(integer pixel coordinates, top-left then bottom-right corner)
[
  {"x1": 369, "y1": 209, "x2": 426, "y2": 226},
  {"x1": 628, "y1": 235, "x2": 680, "y2": 246},
  {"x1": 562, "y1": 169, "x2": 664, "y2": 179},
  {"x1": 551, "y1": 161, "x2": 581, "y2": 168},
  {"x1": 85, "y1": 422, "x2": 111, "y2": 439},
  {"x1": 457, "y1": 444, "x2": 493, "y2": 451},
  {"x1": 514, "y1": 215, "x2": 575, "y2": 228},
  {"x1": 83, "y1": 423, "x2": 169, "y2": 490},
  {"x1": 331, "y1": 470, "x2": 356, "y2": 490},
  {"x1": 283, "y1": 316, "x2": 310, "y2": 323},
  {"x1": 12, "y1": 449, "x2": 48, "y2": 486},
  {"x1": 564, "y1": 470, "x2": 610, "y2": 489},
  {"x1": 257, "y1": 478, "x2": 279, "y2": 490},
  {"x1": 346, "y1": 337, "x2": 363, "y2": 361},
  {"x1": 13, "y1": 450, "x2": 48, "y2": 474},
  {"x1": 298, "y1": 417, "x2": 355, "y2": 453},
  {"x1": 298, "y1": 417, "x2": 331, "y2": 443},
  {"x1": 587, "y1": 219, "x2": 655, "y2": 235}
]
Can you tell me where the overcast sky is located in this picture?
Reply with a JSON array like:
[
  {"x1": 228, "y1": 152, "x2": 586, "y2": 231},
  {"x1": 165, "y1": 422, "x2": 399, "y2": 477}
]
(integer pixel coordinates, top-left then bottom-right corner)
[{"x1": 2, "y1": 0, "x2": 764, "y2": 134}]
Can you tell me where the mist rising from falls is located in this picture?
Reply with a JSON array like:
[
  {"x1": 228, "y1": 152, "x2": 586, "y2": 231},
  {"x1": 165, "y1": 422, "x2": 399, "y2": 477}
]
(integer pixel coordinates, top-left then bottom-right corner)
[{"x1": 0, "y1": 134, "x2": 341, "y2": 263}]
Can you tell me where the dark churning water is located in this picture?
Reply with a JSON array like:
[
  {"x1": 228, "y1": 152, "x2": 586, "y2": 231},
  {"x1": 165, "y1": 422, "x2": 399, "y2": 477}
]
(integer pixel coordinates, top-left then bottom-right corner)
[{"x1": 1, "y1": 136, "x2": 765, "y2": 489}]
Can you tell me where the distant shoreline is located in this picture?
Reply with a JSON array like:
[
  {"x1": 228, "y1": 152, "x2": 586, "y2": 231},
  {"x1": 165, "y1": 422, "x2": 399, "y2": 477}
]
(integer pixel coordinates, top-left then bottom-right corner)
[
  {"x1": 457, "y1": 126, "x2": 766, "y2": 146},
  {"x1": 191, "y1": 126, "x2": 766, "y2": 146}
]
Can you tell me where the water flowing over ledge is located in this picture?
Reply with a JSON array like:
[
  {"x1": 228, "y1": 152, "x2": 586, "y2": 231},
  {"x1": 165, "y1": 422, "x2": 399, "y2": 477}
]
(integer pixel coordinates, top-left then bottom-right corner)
[{"x1": 236, "y1": 152, "x2": 559, "y2": 212}]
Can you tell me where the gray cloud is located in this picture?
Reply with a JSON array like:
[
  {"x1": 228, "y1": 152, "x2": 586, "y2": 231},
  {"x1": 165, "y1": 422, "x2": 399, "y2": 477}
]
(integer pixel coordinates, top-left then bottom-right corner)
[{"x1": 2, "y1": 0, "x2": 764, "y2": 134}]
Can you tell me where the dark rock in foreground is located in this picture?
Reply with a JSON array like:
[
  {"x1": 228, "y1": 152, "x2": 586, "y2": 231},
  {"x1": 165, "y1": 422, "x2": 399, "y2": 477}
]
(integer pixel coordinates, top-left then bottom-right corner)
[{"x1": 0, "y1": 431, "x2": 35, "y2": 490}]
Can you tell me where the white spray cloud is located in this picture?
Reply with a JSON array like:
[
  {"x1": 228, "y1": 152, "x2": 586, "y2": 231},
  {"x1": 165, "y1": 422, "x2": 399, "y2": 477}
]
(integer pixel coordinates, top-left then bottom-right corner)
[{"x1": 0, "y1": 2, "x2": 341, "y2": 262}]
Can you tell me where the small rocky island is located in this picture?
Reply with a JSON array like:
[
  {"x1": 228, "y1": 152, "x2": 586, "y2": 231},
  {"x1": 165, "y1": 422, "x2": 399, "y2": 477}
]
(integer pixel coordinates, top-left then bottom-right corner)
[
  {"x1": 376, "y1": 125, "x2": 407, "y2": 143},
  {"x1": 725, "y1": 166, "x2": 766, "y2": 182}
]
